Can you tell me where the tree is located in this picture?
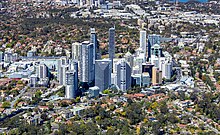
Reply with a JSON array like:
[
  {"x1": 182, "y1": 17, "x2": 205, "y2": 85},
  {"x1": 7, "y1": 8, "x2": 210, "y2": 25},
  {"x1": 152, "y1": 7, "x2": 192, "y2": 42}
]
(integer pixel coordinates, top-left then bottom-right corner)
[
  {"x1": 103, "y1": 89, "x2": 110, "y2": 94},
  {"x1": 48, "y1": 103, "x2": 54, "y2": 110},
  {"x1": 2, "y1": 101, "x2": 11, "y2": 108},
  {"x1": 45, "y1": 122, "x2": 52, "y2": 134},
  {"x1": 167, "y1": 113, "x2": 179, "y2": 124},
  {"x1": 60, "y1": 101, "x2": 69, "y2": 107},
  {"x1": 8, "y1": 128, "x2": 19, "y2": 135},
  {"x1": 17, "y1": 80, "x2": 23, "y2": 85},
  {"x1": 75, "y1": 97, "x2": 80, "y2": 103},
  {"x1": 151, "y1": 122, "x2": 161, "y2": 135},
  {"x1": 106, "y1": 128, "x2": 115, "y2": 135},
  {"x1": 41, "y1": 113, "x2": 48, "y2": 121},
  {"x1": 159, "y1": 102, "x2": 169, "y2": 114},
  {"x1": 35, "y1": 90, "x2": 42, "y2": 98},
  {"x1": 125, "y1": 102, "x2": 144, "y2": 125}
]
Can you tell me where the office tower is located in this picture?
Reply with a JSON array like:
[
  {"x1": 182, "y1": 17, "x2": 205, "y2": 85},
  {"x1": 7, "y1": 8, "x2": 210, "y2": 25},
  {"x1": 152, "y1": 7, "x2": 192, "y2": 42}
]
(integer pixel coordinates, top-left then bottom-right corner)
[
  {"x1": 151, "y1": 44, "x2": 162, "y2": 57},
  {"x1": 72, "y1": 42, "x2": 81, "y2": 60},
  {"x1": 94, "y1": 1, "x2": 98, "y2": 7},
  {"x1": 111, "y1": 73, "x2": 117, "y2": 85},
  {"x1": 132, "y1": 66, "x2": 141, "y2": 75},
  {"x1": 79, "y1": 41, "x2": 94, "y2": 85},
  {"x1": 140, "y1": 30, "x2": 146, "y2": 55},
  {"x1": 95, "y1": 59, "x2": 111, "y2": 92},
  {"x1": 69, "y1": 59, "x2": 78, "y2": 84},
  {"x1": 65, "y1": 70, "x2": 78, "y2": 99},
  {"x1": 108, "y1": 27, "x2": 115, "y2": 71},
  {"x1": 142, "y1": 63, "x2": 154, "y2": 78},
  {"x1": 89, "y1": 0, "x2": 95, "y2": 6},
  {"x1": 90, "y1": 28, "x2": 98, "y2": 62},
  {"x1": 38, "y1": 64, "x2": 48, "y2": 79},
  {"x1": 59, "y1": 56, "x2": 67, "y2": 65},
  {"x1": 30, "y1": 74, "x2": 38, "y2": 88},
  {"x1": 4, "y1": 52, "x2": 12, "y2": 63},
  {"x1": 60, "y1": 65, "x2": 69, "y2": 86},
  {"x1": 142, "y1": 72, "x2": 151, "y2": 87},
  {"x1": 69, "y1": 59, "x2": 78, "y2": 71},
  {"x1": 0, "y1": 63, "x2": 3, "y2": 70},
  {"x1": 124, "y1": 52, "x2": 134, "y2": 70},
  {"x1": 58, "y1": 57, "x2": 67, "y2": 85},
  {"x1": 158, "y1": 70, "x2": 162, "y2": 84},
  {"x1": 131, "y1": 74, "x2": 142, "y2": 87},
  {"x1": 0, "y1": 51, "x2": 4, "y2": 62},
  {"x1": 115, "y1": 59, "x2": 131, "y2": 92},
  {"x1": 165, "y1": 62, "x2": 172, "y2": 79},
  {"x1": 152, "y1": 67, "x2": 157, "y2": 85},
  {"x1": 147, "y1": 34, "x2": 161, "y2": 61},
  {"x1": 162, "y1": 62, "x2": 172, "y2": 80},
  {"x1": 112, "y1": 59, "x2": 120, "y2": 73},
  {"x1": 150, "y1": 55, "x2": 159, "y2": 68},
  {"x1": 12, "y1": 53, "x2": 18, "y2": 62},
  {"x1": 152, "y1": 66, "x2": 162, "y2": 85},
  {"x1": 133, "y1": 57, "x2": 144, "y2": 74},
  {"x1": 158, "y1": 57, "x2": 165, "y2": 71}
]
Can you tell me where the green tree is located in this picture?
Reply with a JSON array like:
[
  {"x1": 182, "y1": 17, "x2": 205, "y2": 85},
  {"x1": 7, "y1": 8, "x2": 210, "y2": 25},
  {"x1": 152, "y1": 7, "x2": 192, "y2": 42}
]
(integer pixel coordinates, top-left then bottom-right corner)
[
  {"x1": 2, "y1": 101, "x2": 11, "y2": 108},
  {"x1": 17, "y1": 80, "x2": 23, "y2": 85},
  {"x1": 35, "y1": 90, "x2": 42, "y2": 98},
  {"x1": 103, "y1": 89, "x2": 110, "y2": 94},
  {"x1": 159, "y1": 102, "x2": 169, "y2": 114},
  {"x1": 48, "y1": 103, "x2": 54, "y2": 110}
]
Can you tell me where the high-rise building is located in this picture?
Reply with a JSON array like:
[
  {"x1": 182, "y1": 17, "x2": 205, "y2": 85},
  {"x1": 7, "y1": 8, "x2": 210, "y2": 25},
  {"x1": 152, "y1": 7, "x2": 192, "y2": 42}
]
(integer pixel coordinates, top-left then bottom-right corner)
[
  {"x1": 152, "y1": 66, "x2": 158, "y2": 85},
  {"x1": 133, "y1": 57, "x2": 144, "y2": 74},
  {"x1": 38, "y1": 64, "x2": 48, "y2": 79},
  {"x1": 152, "y1": 66, "x2": 162, "y2": 85},
  {"x1": 112, "y1": 59, "x2": 120, "y2": 73},
  {"x1": 69, "y1": 59, "x2": 78, "y2": 71},
  {"x1": 140, "y1": 30, "x2": 146, "y2": 55},
  {"x1": 147, "y1": 34, "x2": 161, "y2": 61},
  {"x1": 12, "y1": 53, "x2": 18, "y2": 62},
  {"x1": 65, "y1": 70, "x2": 78, "y2": 99},
  {"x1": 90, "y1": 28, "x2": 98, "y2": 62},
  {"x1": 115, "y1": 59, "x2": 131, "y2": 92},
  {"x1": 151, "y1": 44, "x2": 162, "y2": 58},
  {"x1": 79, "y1": 41, "x2": 94, "y2": 85},
  {"x1": 108, "y1": 27, "x2": 115, "y2": 71},
  {"x1": 90, "y1": 0, "x2": 94, "y2": 6},
  {"x1": 157, "y1": 70, "x2": 162, "y2": 84},
  {"x1": 72, "y1": 42, "x2": 81, "y2": 60},
  {"x1": 131, "y1": 74, "x2": 142, "y2": 87},
  {"x1": 142, "y1": 72, "x2": 151, "y2": 87},
  {"x1": 69, "y1": 59, "x2": 78, "y2": 83},
  {"x1": 0, "y1": 51, "x2": 4, "y2": 62},
  {"x1": 142, "y1": 63, "x2": 154, "y2": 78},
  {"x1": 165, "y1": 62, "x2": 172, "y2": 79},
  {"x1": 124, "y1": 52, "x2": 134, "y2": 70},
  {"x1": 162, "y1": 62, "x2": 172, "y2": 80},
  {"x1": 60, "y1": 65, "x2": 69, "y2": 86},
  {"x1": 58, "y1": 57, "x2": 67, "y2": 85},
  {"x1": 30, "y1": 74, "x2": 38, "y2": 88},
  {"x1": 95, "y1": 59, "x2": 111, "y2": 92},
  {"x1": 4, "y1": 52, "x2": 12, "y2": 63}
]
